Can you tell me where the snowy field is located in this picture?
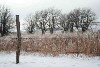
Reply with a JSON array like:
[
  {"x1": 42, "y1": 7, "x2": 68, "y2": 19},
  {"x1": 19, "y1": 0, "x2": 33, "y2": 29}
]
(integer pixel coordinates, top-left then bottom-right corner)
[{"x1": 0, "y1": 52, "x2": 100, "y2": 67}]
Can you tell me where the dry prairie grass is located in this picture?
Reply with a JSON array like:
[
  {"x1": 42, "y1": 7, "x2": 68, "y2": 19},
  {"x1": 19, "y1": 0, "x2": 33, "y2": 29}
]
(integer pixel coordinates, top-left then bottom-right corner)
[{"x1": 0, "y1": 31, "x2": 100, "y2": 56}]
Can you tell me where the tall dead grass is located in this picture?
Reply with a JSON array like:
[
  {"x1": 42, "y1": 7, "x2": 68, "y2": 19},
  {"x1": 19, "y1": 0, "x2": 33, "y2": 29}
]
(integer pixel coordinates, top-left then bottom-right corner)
[{"x1": 0, "y1": 31, "x2": 100, "y2": 56}]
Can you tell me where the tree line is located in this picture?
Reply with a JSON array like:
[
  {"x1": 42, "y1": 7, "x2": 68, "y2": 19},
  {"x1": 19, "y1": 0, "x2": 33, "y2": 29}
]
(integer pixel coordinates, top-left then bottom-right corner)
[
  {"x1": 25, "y1": 8, "x2": 96, "y2": 34},
  {"x1": 0, "y1": 5, "x2": 96, "y2": 36}
]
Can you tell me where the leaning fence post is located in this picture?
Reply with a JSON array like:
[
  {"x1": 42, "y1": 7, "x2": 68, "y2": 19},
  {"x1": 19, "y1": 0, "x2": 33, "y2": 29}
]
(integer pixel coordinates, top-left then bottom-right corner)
[{"x1": 16, "y1": 15, "x2": 21, "y2": 64}]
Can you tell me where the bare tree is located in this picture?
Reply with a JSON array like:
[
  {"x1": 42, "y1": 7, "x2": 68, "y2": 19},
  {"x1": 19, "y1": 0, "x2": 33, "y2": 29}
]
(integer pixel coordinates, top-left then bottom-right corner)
[
  {"x1": 25, "y1": 14, "x2": 36, "y2": 33},
  {"x1": 26, "y1": 10, "x2": 48, "y2": 34},
  {"x1": 67, "y1": 8, "x2": 81, "y2": 32},
  {"x1": 60, "y1": 14, "x2": 70, "y2": 33},
  {"x1": 0, "y1": 5, "x2": 14, "y2": 36},
  {"x1": 80, "y1": 8, "x2": 96, "y2": 32},
  {"x1": 67, "y1": 8, "x2": 96, "y2": 32},
  {"x1": 46, "y1": 8, "x2": 61, "y2": 34}
]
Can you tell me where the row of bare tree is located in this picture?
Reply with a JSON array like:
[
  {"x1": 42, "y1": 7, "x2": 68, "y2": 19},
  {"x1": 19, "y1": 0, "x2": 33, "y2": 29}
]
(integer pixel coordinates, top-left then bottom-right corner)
[
  {"x1": 25, "y1": 8, "x2": 96, "y2": 34},
  {"x1": 0, "y1": 5, "x2": 96, "y2": 36}
]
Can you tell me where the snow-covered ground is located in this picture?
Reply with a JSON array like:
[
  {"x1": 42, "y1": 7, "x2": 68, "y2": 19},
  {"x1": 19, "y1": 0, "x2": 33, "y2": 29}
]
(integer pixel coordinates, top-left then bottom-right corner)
[{"x1": 0, "y1": 52, "x2": 100, "y2": 67}]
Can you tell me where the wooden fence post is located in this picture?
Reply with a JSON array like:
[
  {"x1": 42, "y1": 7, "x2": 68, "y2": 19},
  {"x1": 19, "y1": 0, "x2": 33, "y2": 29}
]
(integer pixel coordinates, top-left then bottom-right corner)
[{"x1": 16, "y1": 15, "x2": 21, "y2": 64}]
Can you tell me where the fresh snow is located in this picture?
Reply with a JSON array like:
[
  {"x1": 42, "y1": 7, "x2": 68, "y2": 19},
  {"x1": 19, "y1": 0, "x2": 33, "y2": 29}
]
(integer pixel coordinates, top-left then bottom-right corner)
[{"x1": 0, "y1": 52, "x2": 100, "y2": 67}]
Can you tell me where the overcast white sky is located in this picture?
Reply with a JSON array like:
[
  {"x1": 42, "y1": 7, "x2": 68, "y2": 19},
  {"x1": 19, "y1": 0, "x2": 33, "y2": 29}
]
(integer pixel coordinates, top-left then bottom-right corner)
[{"x1": 0, "y1": 0, "x2": 100, "y2": 30}]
